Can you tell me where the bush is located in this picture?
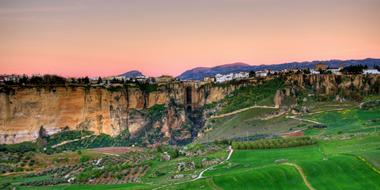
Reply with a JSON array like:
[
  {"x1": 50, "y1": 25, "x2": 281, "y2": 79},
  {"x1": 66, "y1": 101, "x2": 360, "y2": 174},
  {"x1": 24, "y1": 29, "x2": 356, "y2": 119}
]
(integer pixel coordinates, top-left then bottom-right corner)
[
  {"x1": 0, "y1": 142, "x2": 38, "y2": 153},
  {"x1": 80, "y1": 155, "x2": 91, "y2": 163}
]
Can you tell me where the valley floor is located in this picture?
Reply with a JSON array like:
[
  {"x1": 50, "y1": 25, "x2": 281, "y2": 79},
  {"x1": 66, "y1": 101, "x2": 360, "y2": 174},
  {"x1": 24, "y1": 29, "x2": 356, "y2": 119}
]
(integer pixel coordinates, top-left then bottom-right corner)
[{"x1": 2, "y1": 96, "x2": 380, "y2": 190}]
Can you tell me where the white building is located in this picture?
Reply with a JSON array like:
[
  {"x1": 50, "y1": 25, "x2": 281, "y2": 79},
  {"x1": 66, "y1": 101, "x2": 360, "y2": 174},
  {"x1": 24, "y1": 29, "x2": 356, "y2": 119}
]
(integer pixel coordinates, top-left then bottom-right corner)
[
  {"x1": 363, "y1": 69, "x2": 380, "y2": 75},
  {"x1": 327, "y1": 68, "x2": 341, "y2": 75},
  {"x1": 255, "y1": 70, "x2": 268, "y2": 77},
  {"x1": 234, "y1": 72, "x2": 249, "y2": 79},
  {"x1": 215, "y1": 72, "x2": 249, "y2": 83},
  {"x1": 215, "y1": 73, "x2": 233, "y2": 83},
  {"x1": 310, "y1": 69, "x2": 320, "y2": 75}
]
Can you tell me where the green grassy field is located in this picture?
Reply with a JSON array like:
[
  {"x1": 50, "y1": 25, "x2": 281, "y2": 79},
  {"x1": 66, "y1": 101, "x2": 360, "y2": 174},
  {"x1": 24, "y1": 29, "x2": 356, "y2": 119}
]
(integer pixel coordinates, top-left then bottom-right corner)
[
  {"x1": 198, "y1": 108, "x2": 307, "y2": 143},
  {"x1": 167, "y1": 165, "x2": 309, "y2": 190},
  {"x1": 302, "y1": 107, "x2": 380, "y2": 135},
  {"x1": 166, "y1": 134, "x2": 380, "y2": 190},
  {"x1": 299, "y1": 156, "x2": 380, "y2": 190}
]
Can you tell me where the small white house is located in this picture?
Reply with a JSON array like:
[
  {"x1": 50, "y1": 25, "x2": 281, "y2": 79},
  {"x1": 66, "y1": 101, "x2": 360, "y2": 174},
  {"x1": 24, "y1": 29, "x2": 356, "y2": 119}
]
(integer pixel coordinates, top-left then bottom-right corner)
[
  {"x1": 363, "y1": 69, "x2": 380, "y2": 75},
  {"x1": 234, "y1": 72, "x2": 249, "y2": 79},
  {"x1": 310, "y1": 69, "x2": 320, "y2": 75},
  {"x1": 327, "y1": 68, "x2": 341, "y2": 75},
  {"x1": 215, "y1": 73, "x2": 233, "y2": 83},
  {"x1": 255, "y1": 70, "x2": 268, "y2": 77}
]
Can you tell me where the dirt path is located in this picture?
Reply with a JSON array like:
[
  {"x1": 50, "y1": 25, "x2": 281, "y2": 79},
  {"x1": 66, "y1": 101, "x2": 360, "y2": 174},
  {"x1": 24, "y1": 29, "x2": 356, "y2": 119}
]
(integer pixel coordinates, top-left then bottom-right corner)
[
  {"x1": 51, "y1": 135, "x2": 93, "y2": 148},
  {"x1": 303, "y1": 108, "x2": 344, "y2": 116},
  {"x1": 152, "y1": 146, "x2": 234, "y2": 190},
  {"x1": 285, "y1": 115, "x2": 321, "y2": 125},
  {"x1": 194, "y1": 146, "x2": 234, "y2": 180},
  {"x1": 286, "y1": 108, "x2": 348, "y2": 125},
  {"x1": 356, "y1": 156, "x2": 380, "y2": 175},
  {"x1": 283, "y1": 163, "x2": 316, "y2": 190},
  {"x1": 210, "y1": 105, "x2": 278, "y2": 119}
]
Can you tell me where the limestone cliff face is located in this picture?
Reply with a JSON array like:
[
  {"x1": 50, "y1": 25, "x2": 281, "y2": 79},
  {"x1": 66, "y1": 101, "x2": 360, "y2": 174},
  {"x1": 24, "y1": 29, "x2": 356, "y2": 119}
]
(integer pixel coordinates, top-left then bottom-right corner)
[
  {"x1": 0, "y1": 82, "x2": 235, "y2": 144},
  {"x1": 286, "y1": 74, "x2": 380, "y2": 97},
  {"x1": 2, "y1": 75, "x2": 379, "y2": 144},
  {"x1": 0, "y1": 87, "x2": 129, "y2": 144}
]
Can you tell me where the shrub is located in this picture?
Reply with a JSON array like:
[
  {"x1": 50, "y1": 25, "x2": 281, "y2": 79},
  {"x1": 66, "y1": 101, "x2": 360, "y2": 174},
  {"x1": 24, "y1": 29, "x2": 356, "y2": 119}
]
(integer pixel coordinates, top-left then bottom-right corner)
[
  {"x1": 0, "y1": 142, "x2": 38, "y2": 153},
  {"x1": 80, "y1": 155, "x2": 91, "y2": 163}
]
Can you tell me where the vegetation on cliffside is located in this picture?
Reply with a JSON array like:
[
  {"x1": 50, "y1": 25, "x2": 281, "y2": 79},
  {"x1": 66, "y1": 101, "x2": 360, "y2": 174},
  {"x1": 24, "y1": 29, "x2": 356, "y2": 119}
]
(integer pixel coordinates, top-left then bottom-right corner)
[{"x1": 219, "y1": 78, "x2": 284, "y2": 114}]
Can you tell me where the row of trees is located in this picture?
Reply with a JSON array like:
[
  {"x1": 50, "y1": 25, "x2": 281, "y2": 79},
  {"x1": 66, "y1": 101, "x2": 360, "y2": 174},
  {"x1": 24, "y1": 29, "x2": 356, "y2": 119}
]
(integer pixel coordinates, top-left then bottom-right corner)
[
  {"x1": 231, "y1": 137, "x2": 316, "y2": 150},
  {"x1": 341, "y1": 65, "x2": 368, "y2": 74},
  {"x1": 3, "y1": 75, "x2": 93, "y2": 85}
]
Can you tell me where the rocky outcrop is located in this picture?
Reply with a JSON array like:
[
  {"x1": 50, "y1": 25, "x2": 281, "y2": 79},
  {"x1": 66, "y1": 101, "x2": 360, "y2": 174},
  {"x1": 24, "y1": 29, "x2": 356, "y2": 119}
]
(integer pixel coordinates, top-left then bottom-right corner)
[
  {"x1": 286, "y1": 74, "x2": 380, "y2": 98},
  {"x1": 0, "y1": 82, "x2": 237, "y2": 144}
]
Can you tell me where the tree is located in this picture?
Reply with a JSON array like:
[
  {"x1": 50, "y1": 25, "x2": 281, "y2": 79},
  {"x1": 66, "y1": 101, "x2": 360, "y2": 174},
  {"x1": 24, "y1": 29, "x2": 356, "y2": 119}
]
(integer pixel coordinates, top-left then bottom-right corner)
[
  {"x1": 342, "y1": 65, "x2": 367, "y2": 74},
  {"x1": 249, "y1": 71, "x2": 256, "y2": 77},
  {"x1": 83, "y1": 76, "x2": 90, "y2": 84},
  {"x1": 97, "y1": 77, "x2": 103, "y2": 84},
  {"x1": 37, "y1": 126, "x2": 48, "y2": 147},
  {"x1": 38, "y1": 126, "x2": 48, "y2": 139}
]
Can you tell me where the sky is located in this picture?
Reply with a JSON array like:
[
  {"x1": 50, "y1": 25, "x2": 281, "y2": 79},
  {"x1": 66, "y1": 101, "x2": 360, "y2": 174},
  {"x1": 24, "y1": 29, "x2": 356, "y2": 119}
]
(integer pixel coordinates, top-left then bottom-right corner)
[{"x1": 0, "y1": 0, "x2": 380, "y2": 77}]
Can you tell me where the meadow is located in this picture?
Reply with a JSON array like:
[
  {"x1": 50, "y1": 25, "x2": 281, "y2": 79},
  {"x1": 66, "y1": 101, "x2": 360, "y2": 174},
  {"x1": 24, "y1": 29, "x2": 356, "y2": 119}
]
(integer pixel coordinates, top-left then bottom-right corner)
[{"x1": 166, "y1": 134, "x2": 380, "y2": 190}]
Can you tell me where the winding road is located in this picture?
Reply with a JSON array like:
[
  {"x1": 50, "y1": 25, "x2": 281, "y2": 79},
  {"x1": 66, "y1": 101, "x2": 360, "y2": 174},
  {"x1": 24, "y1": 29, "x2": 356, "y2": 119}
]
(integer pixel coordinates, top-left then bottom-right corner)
[
  {"x1": 193, "y1": 146, "x2": 234, "y2": 180},
  {"x1": 285, "y1": 115, "x2": 321, "y2": 125},
  {"x1": 210, "y1": 105, "x2": 279, "y2": 119},
  {"x1": 51, "y1": 135, "x2": 93, "y2": 148},
  {"x1": 152, "y1": 146, "x2": 234, "y2": 190}
]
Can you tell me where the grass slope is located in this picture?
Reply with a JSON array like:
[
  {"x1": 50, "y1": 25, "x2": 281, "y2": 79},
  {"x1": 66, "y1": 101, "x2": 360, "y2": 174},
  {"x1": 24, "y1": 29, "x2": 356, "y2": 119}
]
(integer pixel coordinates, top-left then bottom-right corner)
[
  {"x1": 219, "y1": 78, "x2": 284, "y2": 114},
  {"x1": 303, "y1": 107, "x2": 380, "y2": 135},
  {"x1": 299, "y1": 156, "x2": 380, "y2": 190},
  {"x1": 167, "y1": 165, "x2": 309, "y2": 190},
  {"x1": 169, "y1": 134, "x2": 380, "y2": 190}
]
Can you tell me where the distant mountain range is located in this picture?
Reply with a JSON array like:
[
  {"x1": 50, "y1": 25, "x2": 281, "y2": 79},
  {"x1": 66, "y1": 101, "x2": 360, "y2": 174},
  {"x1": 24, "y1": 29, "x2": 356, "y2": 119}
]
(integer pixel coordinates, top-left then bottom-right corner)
[{"x1": 177, "y1": 58, "x2": 380, "y2": 80}]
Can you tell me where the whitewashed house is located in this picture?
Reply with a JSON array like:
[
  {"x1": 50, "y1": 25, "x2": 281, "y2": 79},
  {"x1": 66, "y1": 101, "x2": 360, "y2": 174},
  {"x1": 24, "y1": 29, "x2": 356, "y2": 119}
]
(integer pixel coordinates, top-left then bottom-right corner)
[
  {"x1": 215, "y1": 72, "x2": 249, "y2": 83},
  {"x1": 215, "y1": 73, "x2": 233, "y2": 83},
  {"x1": 234, "y1": 72, "x2": 249, "y2": 79},
  {"x1": 255, "y1": 70, "x2": 268, "y2": 77},
  {"x1": 310, "y1": 69, "x2": 320, "y2": 74},
  {"x1": 327, "y1": 68, "x2": 341, "y2": 75},
  {"x1": 363, "y1": 69, "x2": 380, "y2": 75}
]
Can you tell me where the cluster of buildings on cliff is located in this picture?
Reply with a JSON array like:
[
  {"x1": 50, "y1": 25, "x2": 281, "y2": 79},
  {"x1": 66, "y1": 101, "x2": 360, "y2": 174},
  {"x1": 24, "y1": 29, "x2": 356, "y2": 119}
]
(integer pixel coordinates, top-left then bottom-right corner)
[{"x1": 202, "y1": 63, "x2": 380, "y2": 83}]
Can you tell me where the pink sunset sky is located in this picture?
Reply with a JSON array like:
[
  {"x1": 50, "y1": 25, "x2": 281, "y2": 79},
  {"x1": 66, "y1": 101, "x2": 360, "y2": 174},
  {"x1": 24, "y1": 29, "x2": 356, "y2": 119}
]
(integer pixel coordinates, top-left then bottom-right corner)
[{"x1": 1, "y1": 0, "x2": 380, "y2": 77}]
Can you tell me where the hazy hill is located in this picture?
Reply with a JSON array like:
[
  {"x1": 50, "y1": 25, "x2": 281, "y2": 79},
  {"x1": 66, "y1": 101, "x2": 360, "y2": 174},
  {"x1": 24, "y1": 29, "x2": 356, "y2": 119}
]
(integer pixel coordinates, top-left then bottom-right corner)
[{"x1": 119, "y1": 70, "x2": 145, "y2": 78}]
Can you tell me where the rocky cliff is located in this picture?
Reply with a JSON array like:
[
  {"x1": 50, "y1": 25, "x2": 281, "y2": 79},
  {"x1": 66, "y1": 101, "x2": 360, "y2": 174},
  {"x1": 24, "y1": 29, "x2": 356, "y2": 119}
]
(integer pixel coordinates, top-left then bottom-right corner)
[
  {"x1": 0, "y1": 82, "x2": 237, "y2": 144},
  {"x1": 286, "y1": 74, "x2": 380, "y2": 98},
  {"x1": 1, "y1": 74, "x2": 379, "y2": 144}
]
